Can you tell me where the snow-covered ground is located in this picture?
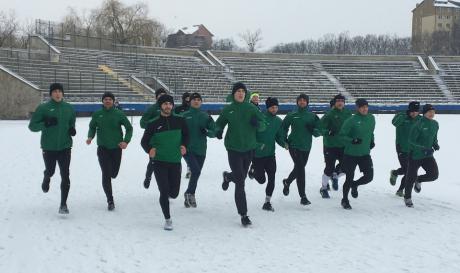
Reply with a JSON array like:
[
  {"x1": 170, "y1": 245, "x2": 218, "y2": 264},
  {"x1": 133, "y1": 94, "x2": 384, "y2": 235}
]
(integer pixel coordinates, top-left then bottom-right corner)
[{"x1": 1, "y1": 114, "x2": 459, "y2": 273}]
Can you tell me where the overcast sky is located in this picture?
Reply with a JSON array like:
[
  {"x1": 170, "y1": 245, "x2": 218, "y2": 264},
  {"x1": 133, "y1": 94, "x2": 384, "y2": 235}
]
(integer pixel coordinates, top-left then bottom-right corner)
[{"x1": 1, "y1": 0, "x2": 422, "y2": 50}]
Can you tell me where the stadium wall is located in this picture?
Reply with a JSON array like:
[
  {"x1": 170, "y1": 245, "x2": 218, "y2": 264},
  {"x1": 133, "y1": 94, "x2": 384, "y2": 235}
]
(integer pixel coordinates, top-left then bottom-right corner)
[
  {"x1": 0, "y1": 66, "x2": 42, "y2": 119},
  {"x1": 70, "y1": 103, "x2": 460, "y2": 117}
]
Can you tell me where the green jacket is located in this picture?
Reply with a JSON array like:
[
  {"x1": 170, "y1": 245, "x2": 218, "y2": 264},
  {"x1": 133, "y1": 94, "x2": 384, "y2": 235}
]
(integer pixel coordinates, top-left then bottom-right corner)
[
  {"x1": 408, "y1": 117, "x2": 439, "y2": 160},
  {"x1": 28, "y1": 100, "x2": 76, "y2": 151},
  {"x1": 282, "y1": 106, "x2": 321, "y2": 152},
  {"x1": 255, "y1": 112, "x2": 286, "y2": 158},
  {"x1": 339, "y1": 112, "x2": 375, "y2": 157},
  {"x1": 215, "y1": 100, "x2": 266, "y2": 152},
  {"x1": 140, "y1": 103, "x2": 160, "y2": 129},
  {"x1": 141, "y1": 115, "x2": 189, "y2": 163},
  {"x1": 182, "y1": 107, "x2": 216, "y2": 156},
  {"x1": 392, "y1": 112, "x2": 422, "y2": 153},
  {"x1": 87, "y1": 106, "x2": 133, "y2": 149},
  {"x1": 320, "y1": 107, "x2": 353, "y2": 148}
]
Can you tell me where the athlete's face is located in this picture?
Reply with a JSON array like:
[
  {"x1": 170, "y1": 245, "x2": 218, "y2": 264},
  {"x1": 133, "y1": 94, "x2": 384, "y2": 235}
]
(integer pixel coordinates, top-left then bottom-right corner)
[
  {"x1": 425, "y1": 110, "x2": 435, "y2": 120},
  {"x1": 357, "y1": 105, "x2": 369, "y2": 115},
  {"x1": 103, "y1": 97, "x2": 114, "y2": 109},
  {"x1": 268, "y1": 105, "x2": 279, "y2": 115},
  {"x1": 190, "y1": 98, "x2": 202, "y2": 109},
  {"x1": 51, "y1": 89, "x2": 63, "y2": 102},
  {"x1": 409, "y1": 111, "x2": 419, "y2": 118},
  {"x1": 234, "y1": 89, "x2": 246, "y2": 103},
  {"x1": 297, "y1": 98, "x2": 308, "y2": 108},
  {"x1": 335, "y1": 99, "x2": 345, "y2": 110},
  {"x1": 160, "y1": 102, "x2": 173, "y2": 116},
  {"x1": 251, "y1": 95, "x2": 259, "y2": 104}
]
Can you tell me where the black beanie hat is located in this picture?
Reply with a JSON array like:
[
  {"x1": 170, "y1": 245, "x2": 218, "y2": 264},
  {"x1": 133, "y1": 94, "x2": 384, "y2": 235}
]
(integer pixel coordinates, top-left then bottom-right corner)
[
  {"x1": 355, "y1": 98, "x2": 369, "y2": 108},
  {"x1": 190, "y1": 92, "x2": 202, "y2": 101},
  {"x1": 297, "y1": 93, "x2": 309, "y2": 104},
  {"x1": 408, "y1": 101, "x2": 421, "y2": 113},
  {"x1": 329, "y1": 99, "x2": 335, "y2": 108},
  {"x1": 49, "y1": 83, "x2": 64, "y2": 95},
  {"x1": 102, "y1": 92, "x2": 115, "y2": 102},
  {"x1": 155, "y1": 88, "x2": 167, "y2": 99},
  {"x1": 265, "y1": 97, "x2": 279, "y2": 109},
  {"x1": 422, "y1": 104, "x2": 435, "y2": 114},
  {"x1": 157, "y1": 94, "x2": 174, "y2": 106},
  {"x1": 334, "y1": 94, "x2": 346, "y2": 102},
  {"x1": 232, "y1": 82, "x2": 247, "y2": 95},
  {"x1": 182, "y1": 92, "x2": 191, "y2": 102}
]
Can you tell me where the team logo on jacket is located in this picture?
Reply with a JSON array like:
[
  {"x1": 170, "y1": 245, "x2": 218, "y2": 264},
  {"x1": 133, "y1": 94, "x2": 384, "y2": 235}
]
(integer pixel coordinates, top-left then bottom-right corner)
[{"x1": 157, "y1": 126, "x2": 163, "y2": 130}]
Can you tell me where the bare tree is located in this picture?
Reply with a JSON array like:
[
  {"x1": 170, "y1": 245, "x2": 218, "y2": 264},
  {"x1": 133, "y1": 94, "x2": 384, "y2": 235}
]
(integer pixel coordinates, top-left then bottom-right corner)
[
  {"x1": 212, "y1": 38, "x2": 239, "y2": 51},
  {"x1": 97, "y1": 0, "x2": 160, "y2": 45},
  {"x1": 0, "y1": 10, "x2": 19, "y2": 47},
  {"x1": 271, "y1": 32, "x2": 412, "y2": 55},
  {"x1": 239, "y1": 29, "x2": 263, "y2": 52},
  {"x1": 17, "y1": 19, "x2": 35, "y2": 48}
]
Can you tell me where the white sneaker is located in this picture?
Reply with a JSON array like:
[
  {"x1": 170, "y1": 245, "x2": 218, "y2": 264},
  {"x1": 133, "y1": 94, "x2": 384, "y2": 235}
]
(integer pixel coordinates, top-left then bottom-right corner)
[{"x1": 164, "y1": 219, "x2": 173, "y2": 231}]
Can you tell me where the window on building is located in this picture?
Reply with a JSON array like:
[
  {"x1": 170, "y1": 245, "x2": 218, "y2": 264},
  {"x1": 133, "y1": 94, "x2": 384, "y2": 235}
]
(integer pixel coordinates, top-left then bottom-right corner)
[
  {"x1": 447, "y1": 23, "x2": 451, "y2": 28},
  {"x1": 447, "y1": 16, "x2": 450, "y2": 19},
  {"x1": 438, "y1": 23, "x2": 443, "y2": 28}
]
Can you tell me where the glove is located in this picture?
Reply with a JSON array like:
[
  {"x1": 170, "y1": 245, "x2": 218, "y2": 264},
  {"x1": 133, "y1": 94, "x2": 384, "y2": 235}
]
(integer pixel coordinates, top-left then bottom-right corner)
[
  {"x1": 370, "y1": 141, "x2": 375, "y2": 150},
  {"x1": 44, "y1": 117, "x2": 58, "y2": 127},
  {"x1": 423, "y1": 148, "x2": 434, "y2": 156},
  {"x1": 200, "y1": 127, "x2": 208, "y2": 135},
  {"x1": 69, "y1": 127, "x2": 76, "y2": 136},
  {"x1": 432, "y1": 143, "x2": 440, "y2": 151},
  {"x1": 249, "y1": 116, "x2": 259, "y2": 128},
  {"x1": 216, "y1": 130, "x2": 223, "y2": 140},
  {"x1": 351, "y1": 138, "x2": 362, "y2": 145}
]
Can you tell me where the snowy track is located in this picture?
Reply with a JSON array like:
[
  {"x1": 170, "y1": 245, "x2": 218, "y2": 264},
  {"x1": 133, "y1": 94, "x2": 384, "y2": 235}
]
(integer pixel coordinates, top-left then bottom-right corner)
[{"x1": 1, "y1": 115, "x2": 459, "y2": 273}]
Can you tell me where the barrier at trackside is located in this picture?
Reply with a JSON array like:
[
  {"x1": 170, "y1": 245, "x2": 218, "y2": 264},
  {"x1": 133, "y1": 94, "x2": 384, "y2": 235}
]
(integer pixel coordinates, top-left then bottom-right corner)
[{"x1": 71, "y1": 103, "x2": 460, "y2": 116}]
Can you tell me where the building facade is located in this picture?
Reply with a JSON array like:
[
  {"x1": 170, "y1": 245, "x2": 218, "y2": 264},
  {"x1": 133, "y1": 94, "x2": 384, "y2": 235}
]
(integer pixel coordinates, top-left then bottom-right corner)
[
  {"x1": 166, "y1": 25, "x2": 214, "y2": 50},
  {"x1": 412, "y1": 0, "x2": 460, "y2": 53}
]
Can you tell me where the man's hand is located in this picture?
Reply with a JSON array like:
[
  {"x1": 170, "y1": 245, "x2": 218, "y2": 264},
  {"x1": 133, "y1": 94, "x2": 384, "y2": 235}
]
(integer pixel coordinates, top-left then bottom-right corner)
[
  {"x1": 68, "y1": 127, "x2": 76, "y2": 136},
  {"x1": 119, "y1": 142, "x2": 128, "y2": 149},
  {"x1": 86, "y1": 138, "x2": 92, "y2": 145},
  {"x1": 149, "y1": 148, "x2": 156, "y2": 158}
]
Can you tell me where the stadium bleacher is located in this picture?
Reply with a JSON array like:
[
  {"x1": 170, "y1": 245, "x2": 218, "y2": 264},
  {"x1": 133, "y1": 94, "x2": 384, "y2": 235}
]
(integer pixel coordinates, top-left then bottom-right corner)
[
  {"x1": 1, "y1": 41, "x2": 459, "y2": 107},
  {"x1": 320, "y1": 60, "x2": 446, "y2": 103},
  {"x1": 435, "y1": 56, "x2": 460, "y2": 101}
]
